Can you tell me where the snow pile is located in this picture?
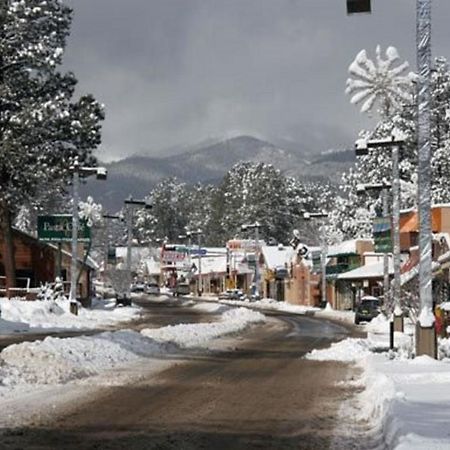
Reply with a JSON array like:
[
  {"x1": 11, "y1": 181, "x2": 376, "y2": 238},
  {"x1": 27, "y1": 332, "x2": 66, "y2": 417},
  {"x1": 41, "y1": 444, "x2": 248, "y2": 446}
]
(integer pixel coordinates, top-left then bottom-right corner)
[
  {"x1": 141, "y1": 307, "x2": 265, "y2": 348},
  {"x1": 192, "y1": 302, "x2": 230, "y2": 314},
  {"x1": 306, "y1": 324, "x2": 450, "y2": 448},
  {"x1": 218, "y1": 298, "x2": 318, "y2": 315},
  {"x1": 0, "y1": 298, "x2": 141, "y2": 331},
  {"x1": 306, "y1": 338, "x2": 372, "y2": 362},
  {"x1": 0, "y1": 307, "x2": 265, "y2": 389},
  {"x1": 0, "y1": 331, "x2": 170, "y2": 386},
  {"x1": 314, "y1": 308, "x2": 355, "y2": 324}
]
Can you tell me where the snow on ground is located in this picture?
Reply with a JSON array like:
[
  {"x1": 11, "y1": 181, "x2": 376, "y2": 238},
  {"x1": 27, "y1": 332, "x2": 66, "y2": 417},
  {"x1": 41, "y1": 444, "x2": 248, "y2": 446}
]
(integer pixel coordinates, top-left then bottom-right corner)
[
  {"x1": 191, "y1": 302, "x2": 230, "y2": 314},
  {"x1": 0, "y1": 297, "x2": 141, "y2": 332},
  {"x1": 0, "y1": 307, "x2": 265, "y2": 406},
  {"x1": 306, "y1": 314, "x2": 450, "y2": 449},
  {"x1": 141, "y1": 307, "x2": 264, "y2": 348},
  {"x1": 218, "y1": 297, "x2": 318, "y2": 315}
]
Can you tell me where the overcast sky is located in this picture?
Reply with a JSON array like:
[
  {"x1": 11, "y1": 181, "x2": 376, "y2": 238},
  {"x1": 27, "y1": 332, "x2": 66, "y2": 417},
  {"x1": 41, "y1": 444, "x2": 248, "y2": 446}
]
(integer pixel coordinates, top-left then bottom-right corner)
[{"x1": 64, "y1": 0, "x2": 450, "y2": 162}]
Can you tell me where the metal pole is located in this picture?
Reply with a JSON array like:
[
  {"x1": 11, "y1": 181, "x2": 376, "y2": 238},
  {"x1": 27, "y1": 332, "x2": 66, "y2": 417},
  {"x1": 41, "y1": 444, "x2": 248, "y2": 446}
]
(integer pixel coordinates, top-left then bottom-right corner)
[
  {"x1": 382, "y1": 188, "x2": 390, "y2": 309},
  {"x1": 416, "y1": 0, "x2": 436, "y2": 357},
  {"x1": 255, "y1": 225, "x2": 260, "y2": 298},
  {"x1": 69, "y1": 165, "x2": 79, "y2": 304},
  {"x1": 321, "y1": 220, "x2": 328, "y2": 307},
  {"x1": 126, "y1": 205, "x2": 133, "y2": 299},
  {"x1": 197, "y1": 232, "x2": 202, "y2": 296},
  {"x1": 392, "y1": 145, "x2": 403, "y2": 331}
]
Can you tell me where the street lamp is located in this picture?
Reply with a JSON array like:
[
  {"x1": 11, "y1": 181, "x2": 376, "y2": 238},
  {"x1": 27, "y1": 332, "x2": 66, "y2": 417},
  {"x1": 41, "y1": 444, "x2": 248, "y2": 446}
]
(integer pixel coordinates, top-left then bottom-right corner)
[
  {"x1": 355, "y1": 134, "x2": 405, "y2": 331},
  {"x1": 241, "y1": 222, "x2": 262, "y2": 299},
  {"x1": 186, "y1": 229, "x2": 203, "y2": 296},
  {"x1": 123, "y1": 196, "x2": 152, "y2": 299},
  {"x1": 356, "y1": 181, "x2": 392, "y2": 313},
  {"x1": 101, "y1": 213, "x2": 123, "y2": 273},
  {"x1": 69, "y1": 158, "x2": 107, "y2": 311},
  {"x1": 303, "y1": 212, "x2": 329, "y2": 308},
  {"x1": 346, "y1": 0, "x2": 371, "y2": 14}
]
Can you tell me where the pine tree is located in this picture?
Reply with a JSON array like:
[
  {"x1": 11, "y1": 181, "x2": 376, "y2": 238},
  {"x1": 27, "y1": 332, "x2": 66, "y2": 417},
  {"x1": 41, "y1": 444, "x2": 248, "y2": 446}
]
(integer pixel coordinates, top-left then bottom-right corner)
[{"x1": 0, "y1": 1, "x2": 104, "y2": 289}]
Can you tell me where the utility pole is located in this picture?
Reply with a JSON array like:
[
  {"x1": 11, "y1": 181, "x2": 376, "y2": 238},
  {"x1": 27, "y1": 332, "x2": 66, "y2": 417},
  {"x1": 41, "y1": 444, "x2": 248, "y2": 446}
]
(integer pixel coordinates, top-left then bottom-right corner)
[
  {"x1": 123, "y1": 196, "x2": 152, "y2": 300},
  {"x1": 303, "y1": 212, "x2": 329, "y2": 308},
  {"x1": 69, "y1": 159, "x2": 107, "y2": 313}
]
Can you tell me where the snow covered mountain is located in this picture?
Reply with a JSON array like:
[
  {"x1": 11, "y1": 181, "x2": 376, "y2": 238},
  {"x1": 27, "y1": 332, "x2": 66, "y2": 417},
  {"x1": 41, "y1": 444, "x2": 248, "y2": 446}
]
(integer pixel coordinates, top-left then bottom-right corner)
[{"x1": 83, "y1": 136, "x2": 355, "y2": 211}]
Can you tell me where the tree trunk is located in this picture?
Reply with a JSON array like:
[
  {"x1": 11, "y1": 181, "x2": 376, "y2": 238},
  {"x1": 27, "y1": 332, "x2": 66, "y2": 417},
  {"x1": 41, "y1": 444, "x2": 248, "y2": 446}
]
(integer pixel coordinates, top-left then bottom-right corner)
[{"x1": 0, "y1": 206, "x2": 16, "y2": 296}]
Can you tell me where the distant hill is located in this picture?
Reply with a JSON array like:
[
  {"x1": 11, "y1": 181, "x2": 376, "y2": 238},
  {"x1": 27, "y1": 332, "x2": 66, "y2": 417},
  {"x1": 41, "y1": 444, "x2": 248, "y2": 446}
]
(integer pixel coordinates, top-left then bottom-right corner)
[{"x1": 81, "y1": 135, "x2": 355, "y2": 211}]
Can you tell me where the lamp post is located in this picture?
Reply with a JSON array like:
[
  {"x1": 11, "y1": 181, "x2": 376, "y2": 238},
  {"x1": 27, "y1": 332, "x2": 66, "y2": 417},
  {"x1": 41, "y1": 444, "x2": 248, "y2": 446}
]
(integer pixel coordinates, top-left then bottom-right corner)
[
  {"x1": 355, "y1": 135, "x2": 405, "y2": 331},
  {"x1": 69, "y1": 159, "x2": 107, "y2": 311},
  {"x1": 186, "y1": 229, "x2": 203, "y2": 296},
  {"x1": 123, "y1": 196, "x2": 152, "y2": 299},
  {"x1": 241, "y1": 222, "x2": 262, "y2": 299},
  {"x1": 102, "y1": 213, "x2": 123, "y2": 273},
  {"x1": 303, "y1": 212, "x2": 329, "y2": 308},
  {"x1": 356, "y1": 181, "x2": 392, "y2": 311}
]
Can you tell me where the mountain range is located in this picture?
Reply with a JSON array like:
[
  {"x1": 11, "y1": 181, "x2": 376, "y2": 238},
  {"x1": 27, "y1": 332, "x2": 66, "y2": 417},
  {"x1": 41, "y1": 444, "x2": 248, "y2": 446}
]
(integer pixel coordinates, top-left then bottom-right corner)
[{"x1": 81, "y1": 135, "x2": 356, "y2": 212}]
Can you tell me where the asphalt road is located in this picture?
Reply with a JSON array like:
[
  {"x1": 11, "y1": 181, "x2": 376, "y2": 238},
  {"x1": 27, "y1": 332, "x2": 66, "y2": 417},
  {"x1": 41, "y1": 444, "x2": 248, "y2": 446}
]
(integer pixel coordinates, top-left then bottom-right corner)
[{"x1": 0, "y1": 301, "x2": 363, "y2": 450}]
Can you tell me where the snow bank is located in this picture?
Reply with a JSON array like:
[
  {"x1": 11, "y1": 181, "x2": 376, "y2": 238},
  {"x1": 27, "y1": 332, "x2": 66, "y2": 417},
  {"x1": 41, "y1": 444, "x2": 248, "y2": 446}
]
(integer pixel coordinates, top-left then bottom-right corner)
[
  {"x1": 0, "y1": 297, "x2": 141, "y2": 332},
  {"x1": 306, "y1": 322, "x2": 450, "y2": 449},
  {"x1": 219, "y1": 297, "x2": 318, "y2": 315},
  {"x1": 0, "y1": 307, "x2": 265, "y2": 390},
  {"x1": 192, "y1": 302, "x2": 230, "y2": 314},
  {"x1": 141, "y1": 307, "x2": 265, "y2": 348}
]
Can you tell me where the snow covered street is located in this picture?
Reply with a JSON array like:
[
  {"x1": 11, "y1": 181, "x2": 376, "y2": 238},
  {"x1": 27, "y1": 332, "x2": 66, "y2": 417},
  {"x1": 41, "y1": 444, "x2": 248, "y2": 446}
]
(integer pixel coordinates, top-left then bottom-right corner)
[
  {"x1": 0, "y1": 298, "x2": 265, "y2": 430},
  {"x1": 0, "y1": 304, "x2": 356, "y2": 450}
]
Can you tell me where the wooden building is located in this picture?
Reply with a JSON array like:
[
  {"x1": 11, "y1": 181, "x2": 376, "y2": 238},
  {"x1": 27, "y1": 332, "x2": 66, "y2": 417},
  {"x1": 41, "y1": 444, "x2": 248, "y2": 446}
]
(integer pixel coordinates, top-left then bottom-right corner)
[{"x1": 0, "y1": 228, "x2": 96, "y2": 302}]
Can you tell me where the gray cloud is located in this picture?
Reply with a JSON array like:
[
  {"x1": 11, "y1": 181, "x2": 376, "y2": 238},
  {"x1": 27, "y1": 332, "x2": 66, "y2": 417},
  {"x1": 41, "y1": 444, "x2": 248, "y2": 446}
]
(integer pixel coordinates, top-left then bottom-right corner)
[{"x1": 64, "y1": 0, "x2": 450, "y2": 161}]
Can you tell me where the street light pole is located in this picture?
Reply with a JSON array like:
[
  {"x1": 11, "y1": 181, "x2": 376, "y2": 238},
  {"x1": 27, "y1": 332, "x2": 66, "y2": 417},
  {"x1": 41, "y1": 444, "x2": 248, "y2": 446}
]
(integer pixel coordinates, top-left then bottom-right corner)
[
  {"x1": 69, "y1": 160, "x2": 107, "y2": 311},
  {"x1": 356, "y1": 136, "x2": 404, "y2": 328},
  {"x1": 303, "y1": 212, "x2": 329, "y2": 308},
  {"x1": 70, "y1": 160, "x2": 80, "y2": 305},
  {"x1": 123, "y1": 197, "x2": 152, "y2": 299}
]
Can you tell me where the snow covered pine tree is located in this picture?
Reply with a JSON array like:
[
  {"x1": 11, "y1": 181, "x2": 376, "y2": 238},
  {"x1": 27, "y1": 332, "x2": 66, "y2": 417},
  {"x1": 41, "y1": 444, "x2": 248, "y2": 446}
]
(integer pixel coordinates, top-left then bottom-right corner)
[{"x1": 0, "y1": 1, "x2": 104, "y2": 291}]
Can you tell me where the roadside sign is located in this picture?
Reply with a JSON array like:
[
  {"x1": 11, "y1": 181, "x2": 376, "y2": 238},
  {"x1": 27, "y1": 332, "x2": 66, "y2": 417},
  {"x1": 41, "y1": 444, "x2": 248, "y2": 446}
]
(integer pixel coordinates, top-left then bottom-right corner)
[
  {"x1": 189, "y1": 248, "x2": 207, "y2": 256},
  {"x1": 373, "y1": 217, "x2": 392, "y2": 253},
  {"x1": 37, "y1": 215, "x2": 91, "y2": 243}
]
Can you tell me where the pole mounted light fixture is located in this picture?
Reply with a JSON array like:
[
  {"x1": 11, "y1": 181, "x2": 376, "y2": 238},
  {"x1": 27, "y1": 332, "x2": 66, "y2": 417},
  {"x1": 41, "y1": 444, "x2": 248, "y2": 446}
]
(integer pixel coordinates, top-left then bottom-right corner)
[
  {"x1": 123, "y1": 196, "x2": 152, "y2": 299},
  {"x1": 69, "y1": 159, "x2": 107, "y2": 310},
  {"x1": 346, "y1": 0, "x2": 371, "y2": 15}
]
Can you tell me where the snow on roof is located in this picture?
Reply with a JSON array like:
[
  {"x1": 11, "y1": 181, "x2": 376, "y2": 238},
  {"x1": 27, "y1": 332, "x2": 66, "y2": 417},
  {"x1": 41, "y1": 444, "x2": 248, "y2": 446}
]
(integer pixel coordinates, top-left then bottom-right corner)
[
  {"x1": 328, "y1": 240, "x2": 359, "y2": 257},
  {"x1": 338, "y1": 260, "x2": 394, "y2": 280},
  {"x1": 144, "y1": 257, "x2": 160, "y2": 275},
  {"x1": 261, "y1": 245, "x2": 295, "y2": 270}
]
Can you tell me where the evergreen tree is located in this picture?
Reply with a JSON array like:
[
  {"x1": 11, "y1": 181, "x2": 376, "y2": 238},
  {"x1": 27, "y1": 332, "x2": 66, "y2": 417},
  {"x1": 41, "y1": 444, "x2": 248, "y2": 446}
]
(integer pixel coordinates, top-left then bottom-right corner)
[{"x1": 0, "y1": 0, "x2": 104, "y2": 289}]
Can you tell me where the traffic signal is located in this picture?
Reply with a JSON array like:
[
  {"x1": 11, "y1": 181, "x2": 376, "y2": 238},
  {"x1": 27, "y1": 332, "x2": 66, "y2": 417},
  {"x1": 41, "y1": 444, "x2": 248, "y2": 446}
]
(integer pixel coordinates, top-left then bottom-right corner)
[{"x1": 347, "y1": 0, "x2": 371, "y2": 14}]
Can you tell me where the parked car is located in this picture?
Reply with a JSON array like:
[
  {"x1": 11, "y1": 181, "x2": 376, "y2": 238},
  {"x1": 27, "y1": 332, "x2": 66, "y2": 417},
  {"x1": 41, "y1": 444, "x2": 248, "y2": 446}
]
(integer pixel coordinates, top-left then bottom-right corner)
[
  {"x1": 354, "y1": 296, "x2": 381, "y2": 325},
  {"x1": 218, "y1": 289, "x2": 246, "y2": 300},
  {"x1": 146, "y1": 283, "x2": 160, "y2": 295},
  {"x1": 174, "y1": 282, "x2": 191, "y2": 297},
  {"x1": 131, "y1": 282, "x2": 146, "y2": 293}
]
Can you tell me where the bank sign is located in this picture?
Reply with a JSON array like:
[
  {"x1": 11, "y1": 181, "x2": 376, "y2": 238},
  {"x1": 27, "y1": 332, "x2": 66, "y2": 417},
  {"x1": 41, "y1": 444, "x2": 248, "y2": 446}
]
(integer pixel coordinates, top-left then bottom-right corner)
[{"x1": 37, "y1": 215, "x2": 91, "y2": 243}]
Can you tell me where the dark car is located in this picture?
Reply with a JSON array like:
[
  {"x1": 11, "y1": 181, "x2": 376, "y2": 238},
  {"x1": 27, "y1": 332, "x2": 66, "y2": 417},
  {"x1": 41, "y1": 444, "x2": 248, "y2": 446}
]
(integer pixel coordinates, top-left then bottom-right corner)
[{"x1": 355, "y1": 296, "x2": 381, "y2": 325}]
